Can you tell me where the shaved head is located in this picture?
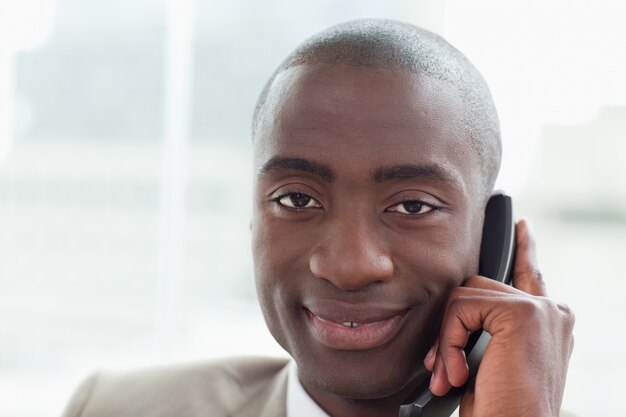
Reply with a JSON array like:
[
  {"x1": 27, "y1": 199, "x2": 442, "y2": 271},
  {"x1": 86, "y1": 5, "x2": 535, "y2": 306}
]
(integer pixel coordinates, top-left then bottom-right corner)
[{"x1": 253, "y1": 19, "x2": 501, "y2": 196}]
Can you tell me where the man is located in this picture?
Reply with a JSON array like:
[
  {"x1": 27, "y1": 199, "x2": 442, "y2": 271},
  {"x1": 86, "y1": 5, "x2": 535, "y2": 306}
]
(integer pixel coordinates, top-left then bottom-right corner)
[{"x1": 63, "y1": 19, "x2": 575, "y2": 417}]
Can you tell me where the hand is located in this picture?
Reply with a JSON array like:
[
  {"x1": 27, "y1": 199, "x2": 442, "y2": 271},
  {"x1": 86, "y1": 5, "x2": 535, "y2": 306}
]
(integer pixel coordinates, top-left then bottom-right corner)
[{"x1": 423, "y1": 219, "x2": 575, "y2": 417}]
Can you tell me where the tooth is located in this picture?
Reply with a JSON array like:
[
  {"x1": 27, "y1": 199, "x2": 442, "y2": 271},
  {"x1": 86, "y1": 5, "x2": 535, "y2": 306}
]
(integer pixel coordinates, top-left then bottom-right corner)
[
  {"x1": 342, "y1": 322, "x2": 352, "y2": 327},
  {"x1": 351, "y1": 322, "x2": 359, "y2": 328}
]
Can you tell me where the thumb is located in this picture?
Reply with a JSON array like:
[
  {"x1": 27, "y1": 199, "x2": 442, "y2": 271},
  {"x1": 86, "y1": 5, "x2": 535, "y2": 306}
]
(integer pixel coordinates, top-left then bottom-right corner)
[{"x1": 512, "y1": 219, "x2": 547, "y2": 296}]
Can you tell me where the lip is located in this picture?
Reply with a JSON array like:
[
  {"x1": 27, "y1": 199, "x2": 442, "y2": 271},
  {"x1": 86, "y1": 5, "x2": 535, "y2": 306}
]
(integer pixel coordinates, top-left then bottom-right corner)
[{"x1": 304, "y1": 300, "x2": 409, "y2": 351}]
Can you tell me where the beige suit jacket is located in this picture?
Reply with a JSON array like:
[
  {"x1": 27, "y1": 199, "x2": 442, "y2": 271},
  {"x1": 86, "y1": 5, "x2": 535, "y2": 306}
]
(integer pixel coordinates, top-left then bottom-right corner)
[
  {"x1": 61, "y1": 356, "x2": 291, "y2": 417},
  {"x1": 62, "y1": 355, "x2": 579, "y2": 417}
]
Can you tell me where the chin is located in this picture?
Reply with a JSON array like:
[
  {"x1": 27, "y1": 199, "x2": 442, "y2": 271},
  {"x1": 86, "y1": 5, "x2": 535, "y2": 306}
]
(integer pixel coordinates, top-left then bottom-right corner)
[{"x1": 296, "y1": 347, "x2": 424, "y2": 400}]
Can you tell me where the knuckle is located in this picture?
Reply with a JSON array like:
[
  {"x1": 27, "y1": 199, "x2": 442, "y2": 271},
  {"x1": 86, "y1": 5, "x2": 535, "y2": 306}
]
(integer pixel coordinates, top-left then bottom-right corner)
[
  {"x1": 440, "y1": 341, "x2": 458, "y2": 360},
  {"x1": 516, "y1": 297, "x2": 544, "y2": 319},
  {"x1": 519, "y1": 297, "x2": 576, "y2": 333},
  {"x1": 557, "y1": 302, "x2": 576, "y2": 330},
  {"x1": 556, "y1": 301, "x2": 574, "y2": 316}
]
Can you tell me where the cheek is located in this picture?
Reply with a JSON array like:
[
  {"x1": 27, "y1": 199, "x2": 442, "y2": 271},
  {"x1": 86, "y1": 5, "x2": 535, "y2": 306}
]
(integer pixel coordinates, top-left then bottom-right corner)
[
  {"x1": 252, "y1": 244, "x2": 291, "y2": 352},
  {"x1": 392, "y1": 223, "x2": 477, "y2": 293},
  {"x1": 252, "y1": 213, "x2": 311, "y2": 351},
  {"x1": 252, "y1": 212, "x2": 313, "y2": 282},
  {"x1": 389, "y1": 227, "x2": 477, "y2": 352}
]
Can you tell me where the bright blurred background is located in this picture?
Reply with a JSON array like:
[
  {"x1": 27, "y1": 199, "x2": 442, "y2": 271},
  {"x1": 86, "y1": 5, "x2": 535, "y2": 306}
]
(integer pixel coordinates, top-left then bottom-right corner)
[{"x1": 0, "y1": 0, "x2": 624, "y2": 416}]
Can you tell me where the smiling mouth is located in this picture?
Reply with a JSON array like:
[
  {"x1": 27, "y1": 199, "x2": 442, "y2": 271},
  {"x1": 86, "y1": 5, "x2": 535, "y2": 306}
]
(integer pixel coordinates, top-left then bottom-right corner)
[{"x1": 304, "y1": 305, "x2": 409, "y2": 351}]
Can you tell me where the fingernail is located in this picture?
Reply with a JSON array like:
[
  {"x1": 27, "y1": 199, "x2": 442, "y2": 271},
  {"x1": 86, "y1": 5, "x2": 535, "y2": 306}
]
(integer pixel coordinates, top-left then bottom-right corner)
[
  {"x1": 425, "y1": 345, "x2": 435, "y2": 362},
  {"x1": 430, "y1": 359, "x2": 439, "y2": 390}
]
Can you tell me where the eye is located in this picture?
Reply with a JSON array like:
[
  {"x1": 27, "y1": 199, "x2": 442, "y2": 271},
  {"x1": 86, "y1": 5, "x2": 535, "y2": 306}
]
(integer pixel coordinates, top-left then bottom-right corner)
[
  {"x1": 386, "y1": 200, "x2": 436, "y2": 215},
  {"x1": 274, "y1": 192, "x2": 322, "y2": 209}
]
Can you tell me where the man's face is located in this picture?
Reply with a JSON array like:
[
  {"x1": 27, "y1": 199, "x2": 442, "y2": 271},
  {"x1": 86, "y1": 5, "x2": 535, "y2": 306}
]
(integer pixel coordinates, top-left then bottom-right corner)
[{"x1": 252, "y1": 64, "x2": 485, "y2": 399}]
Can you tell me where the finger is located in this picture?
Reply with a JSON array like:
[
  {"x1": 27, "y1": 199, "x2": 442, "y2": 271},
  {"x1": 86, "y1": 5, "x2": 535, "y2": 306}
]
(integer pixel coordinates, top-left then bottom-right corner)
[
  {"x1": 464, "y1": 275, "x2": 526, "y2": 296},
  {"x1": 430, "y1": 349, "x2": 453, "y2": 396},
  {"x1": 512, "y1": 219, "x2": 547, "y2": 296},
  {"x1": 433, "y1": 294, "x2": 513, "y2": 395},
  {"x1": 424, "y1": 338, "x2": 439, "y2": 371},
  {"x1": 429, "y1": 300, "x2": 475, "y2": 395},
  {"x1": 437, "y1": 317, "x2": 471, "y2": 390}
]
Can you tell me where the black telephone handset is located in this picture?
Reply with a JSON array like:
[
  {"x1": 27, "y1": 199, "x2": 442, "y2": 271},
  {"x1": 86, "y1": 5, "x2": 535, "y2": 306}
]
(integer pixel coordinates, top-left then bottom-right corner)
[{"x1": 399, "y1": 194, "x2": 515, "y2": 417}]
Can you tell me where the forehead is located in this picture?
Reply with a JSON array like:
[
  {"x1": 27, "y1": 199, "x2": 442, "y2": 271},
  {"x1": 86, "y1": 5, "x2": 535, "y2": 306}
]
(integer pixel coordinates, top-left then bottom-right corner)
[{"x1": 254, "y1": 64, "x2": 478, "y2": 190}]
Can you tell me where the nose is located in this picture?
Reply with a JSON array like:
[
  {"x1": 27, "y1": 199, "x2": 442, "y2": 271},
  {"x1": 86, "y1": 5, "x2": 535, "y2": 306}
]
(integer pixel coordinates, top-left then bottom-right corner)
[{"x1": 309, "y1": 216, "x2": 394, "y2": 290}]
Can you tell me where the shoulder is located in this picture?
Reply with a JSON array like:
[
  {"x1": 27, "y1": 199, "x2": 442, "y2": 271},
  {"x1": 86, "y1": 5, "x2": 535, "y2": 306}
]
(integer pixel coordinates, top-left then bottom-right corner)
[{"x1": 62, "y1": 356, "x2": 291, "y2": 417}]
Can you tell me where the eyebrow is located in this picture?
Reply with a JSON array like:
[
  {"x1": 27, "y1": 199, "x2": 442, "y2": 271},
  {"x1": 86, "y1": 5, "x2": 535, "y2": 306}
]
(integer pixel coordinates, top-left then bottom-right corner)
[
  {"x1": 372, "y1": 164, "x2": 457, "y2": 185},
  {"x1": 260, "y1": 157, "x2": 335, "y2": 182},
  {"x1": 260, "y1": 157, "x2": 459, "y2": 188}
]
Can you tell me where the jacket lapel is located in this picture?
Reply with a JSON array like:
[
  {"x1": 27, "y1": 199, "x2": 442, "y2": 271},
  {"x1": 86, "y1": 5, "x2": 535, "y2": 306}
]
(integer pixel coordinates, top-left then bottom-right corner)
[{"x1": 258, "y1": 361, "x2": 289, "y2": 417}]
